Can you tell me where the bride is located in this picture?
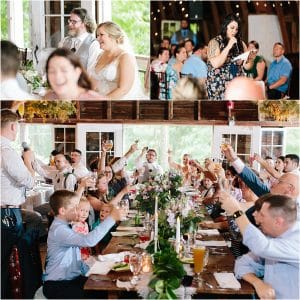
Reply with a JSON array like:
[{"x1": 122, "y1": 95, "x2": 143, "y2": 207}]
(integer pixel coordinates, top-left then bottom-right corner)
[{"x1": 88, "y1": 21, "x2": 146, "y2": 100}]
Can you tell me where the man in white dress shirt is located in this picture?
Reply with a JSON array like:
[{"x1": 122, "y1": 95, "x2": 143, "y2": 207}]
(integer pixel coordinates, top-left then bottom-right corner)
[
  {"x1": 71, "y1": 149, "x2": 89, "y2": 180},
  {"x1": 1, "y1": 109, "x2": 35, "y2": 299},
  {"x1": 135, "y1": 148, "x2": 163, "y2": 182},
  {"x1": 59, "y1": 7, "x2": 101, "y2": 70},
  {"x1": 0, "y1": 41, "x2": 36, "y2": 100}
]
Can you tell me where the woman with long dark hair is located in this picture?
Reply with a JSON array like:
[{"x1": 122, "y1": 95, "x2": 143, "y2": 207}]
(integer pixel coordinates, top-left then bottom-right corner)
[
  {"x1": 206, "y1": 14, "x2": 254, "y2": 100},
  {"x1": 44, "y1": 48, "x2": 105, "y2": 99}
]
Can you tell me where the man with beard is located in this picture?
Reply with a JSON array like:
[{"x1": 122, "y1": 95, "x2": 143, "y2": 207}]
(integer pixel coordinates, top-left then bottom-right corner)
[
  {"x1": 59, "y1": 7, "x2": 101, "y2": 70},
  {"x1": 171, "y1": 19, "x2": 198, "y2": 47}
]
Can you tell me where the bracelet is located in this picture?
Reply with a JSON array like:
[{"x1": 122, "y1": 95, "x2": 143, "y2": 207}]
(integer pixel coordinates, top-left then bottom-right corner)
[{"x1": 231, "y1": 210, "x2": 244, "y2": 219}]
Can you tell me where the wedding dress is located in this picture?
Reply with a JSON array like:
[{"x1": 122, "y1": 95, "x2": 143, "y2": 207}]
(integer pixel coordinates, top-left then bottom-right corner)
[{"x1": 88, "y1": 52, "x2": 147, "y2": 100}]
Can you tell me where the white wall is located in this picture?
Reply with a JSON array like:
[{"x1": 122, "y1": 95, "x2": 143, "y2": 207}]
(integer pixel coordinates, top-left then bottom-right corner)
[{"x1": 248, "y1": 14, "x2": 283, "y2": 66}]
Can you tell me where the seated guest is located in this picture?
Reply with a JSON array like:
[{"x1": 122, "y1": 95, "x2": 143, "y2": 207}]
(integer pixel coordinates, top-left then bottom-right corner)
[
  {"x1": 71, "y1": 149, "x2": 89, "y2": 180},
  {"x1": 135, "y1": 148, "x2": 163, "y2": 182},
  {"x1": 243, "y1": 40, "x2": 266, "y2": 81},
  {"x1": 266, "y1": 42, "x2": 292, "y2": 99},
  {"x1": 219, "y1": 192, "x2": 299, "y2": 299},
  {"x1": 72, "y1": 197, "x2": 91, "y2": 260},
  {"x1": 184, "y1": 39, "x2": 195, "y2": 57},
  {"x1": 160, "y1": 36, "x2": 170, "y2": 50},
  {"x1": 284, "y1": 154, "x2": 299, "y2": 175},
  {"x1": 164, "y1": 44, "x2": 187, "y2": 100},
  {"x1": 44, "y1": 48, "x2": 105, "y2": 100},
  {"x1": 182, "y1": 44, "x2": 208, "y2": 84},
  {"x1": 43, "y1": 190, "x2": 125, "y2": 299},
  {"x1": 150, "y1": 47, "x2": 170, "y2": 72}
]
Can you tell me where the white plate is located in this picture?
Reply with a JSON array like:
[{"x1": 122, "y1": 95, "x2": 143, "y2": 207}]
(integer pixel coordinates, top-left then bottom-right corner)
[{"x1": 111, "y1": 231, "x2": 138, "y2": 237}]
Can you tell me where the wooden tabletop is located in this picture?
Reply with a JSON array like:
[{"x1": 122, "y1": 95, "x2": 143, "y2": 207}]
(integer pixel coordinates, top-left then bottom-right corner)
[{"x1": 84, "y1": 209, "x2": 255, "y2": 298}]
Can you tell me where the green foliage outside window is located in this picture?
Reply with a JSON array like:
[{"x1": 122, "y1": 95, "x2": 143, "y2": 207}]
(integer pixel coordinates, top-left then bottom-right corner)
[
  {"x1": 112, "y1": 0, "x2": 150, "y2": 55},
  {"x1": 0, "y1": 0, "x2": 8, "y2": 40}
]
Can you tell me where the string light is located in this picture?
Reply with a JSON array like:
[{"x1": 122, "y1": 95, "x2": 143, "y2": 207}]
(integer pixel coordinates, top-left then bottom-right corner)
[
  {"x1": 162, "y1": 6, "x2": 165, "y2": 10},
  {"x1": 236, "y1": 12, "x2": 240, "y2": 16},
  {"x1": 153, "y1": 17, "x2": 157, "y2": 21},
  {"x1": 280, "y1": 2, "x2": 283, "y2": 6},
  {"x1": 288, "y1": 1, "x2": 291, "y2": 4},
  {"x1": 155, "y1": 32, "x2": 158, "y2": 36},
  {"x1": 179, "y1": 1, "x2": 183, "y2": 4},
  {"x1": 185, "y1": 14, "x2": 189, "y2": 18},
  {"x1": 256, "y1": 2, "x2": 259, "y2": 6},
  {"x1": 169, "y1": 2, "x2": 172, "y2": 6},
  {"x1": 151, "y1": 11, "x2": 153, "y2": 15},
  {"x1": 272, "y1": 3, "x2": 276, "y2": 7},
  {"x1": 264, "y1": 3, "x2": 267, "y2": 7},
  {"x1": 157, "y1": 9, "x2": 160, "y2": 13},
  {"x1": 236, "y1": 4, "x2": 239, "y2": 8},
  {"x1": 181, "y1": 7, "x2": 185, "y2": 11}
]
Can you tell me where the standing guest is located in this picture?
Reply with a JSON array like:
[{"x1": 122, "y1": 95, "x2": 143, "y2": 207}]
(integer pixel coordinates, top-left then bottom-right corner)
[
  {"x1": 43, "y1": 190, "x2": 126, "y2": 299},
  {"x1": 182, "y1": 44, "x2": 208, "y2": 82},
  {"x1": 1, "y1": 109, "x2": 35, "y2": 299},
  {"x1": 206, "y1": 14, "x2": 254, "y2": 100},
  {"x1": 88, "y1": 21, "x2": 145, "y2": 100},
  {"x1": 0, "y1": 40, "x2": 36, "y2": 99},
  {"x1": 218, "y1": 192, "x2": 299, "y2": 300},
  {"x1": 283, "y1": 154, "x2": 299, "y2": 175},
  {"x1": 58, "y1": 7, "x2": 101, "y2": 71},
  {"x1": 266, "y1": 42, "x2": 292, "y2": 99},
  {"x1": 44, "y1": 48, "x2": 105, "y2": 100},
  {"x1": 168, "y1": 151, "x2": 191, "y2": 178},
  {"x1": 243, "y1": 40, "x2": 266, "y2": 81},
  {"x1": 71, "y1": 149, "x2": 89, "y2": 180},
  {"x1": 135, "y1": 148, "x2": 163, "y2": 182},
  {"x1": 171, "y1": 19, "x2": 198, "y2": 47}
]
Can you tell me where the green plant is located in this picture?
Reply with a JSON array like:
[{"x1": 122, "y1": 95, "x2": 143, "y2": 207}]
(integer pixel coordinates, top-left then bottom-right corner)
[
  {"x1": 24, "y1": 101, "x2": 77, "y2": 122},
  {"x1": 148, "y1": 247, "x2": 186, "y2": 299}
]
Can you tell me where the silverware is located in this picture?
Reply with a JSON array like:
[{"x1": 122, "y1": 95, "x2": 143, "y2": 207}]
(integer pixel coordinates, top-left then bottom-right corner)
[{"x1": 205, "y1": 281, "x2": 213, "y2": 289}]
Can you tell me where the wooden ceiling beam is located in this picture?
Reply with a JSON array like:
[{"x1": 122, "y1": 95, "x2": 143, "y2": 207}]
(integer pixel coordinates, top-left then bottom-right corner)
[
  {"x1": 274, "y1": 5, "x2": 291, "y2": 53},
  {"x1": 210, "y1": 2, "x2": 221, "y2": 36}
]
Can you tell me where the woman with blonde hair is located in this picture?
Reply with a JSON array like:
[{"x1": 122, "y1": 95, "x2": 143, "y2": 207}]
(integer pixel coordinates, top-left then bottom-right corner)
[{"x1": 88, "y1": 21, "x2": 146, "y2": 100}]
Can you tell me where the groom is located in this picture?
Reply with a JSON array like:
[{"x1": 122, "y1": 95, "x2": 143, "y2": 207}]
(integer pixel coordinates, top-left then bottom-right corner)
[{"x1": 59, "y1": 7, "x2": 101, "y2": 70}]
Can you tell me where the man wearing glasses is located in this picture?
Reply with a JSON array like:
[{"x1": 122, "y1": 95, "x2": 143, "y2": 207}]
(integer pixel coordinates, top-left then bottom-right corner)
[{"x1": 59, "y1": 7, "x2": 101, "y2": 70}]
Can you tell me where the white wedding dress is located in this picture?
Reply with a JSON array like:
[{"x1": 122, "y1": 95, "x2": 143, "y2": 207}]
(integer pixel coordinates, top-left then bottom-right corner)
[{"x1": 88, "y1": 52, "x2": 147, "y2": 100}]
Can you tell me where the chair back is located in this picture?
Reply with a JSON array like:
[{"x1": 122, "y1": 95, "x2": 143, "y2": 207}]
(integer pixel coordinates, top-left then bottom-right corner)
[{"x1": 150, "y1": 71, "x2": 169, "y2": 100}]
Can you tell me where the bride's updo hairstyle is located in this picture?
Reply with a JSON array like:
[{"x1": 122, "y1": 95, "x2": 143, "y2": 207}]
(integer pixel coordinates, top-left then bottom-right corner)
[{"x1": 97, "y1": 21, "x2": 125, "y2": 45}]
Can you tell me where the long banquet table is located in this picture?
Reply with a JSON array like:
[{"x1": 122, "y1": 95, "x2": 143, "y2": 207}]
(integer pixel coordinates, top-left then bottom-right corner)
[{"x1": 84, "y1": 209, "x2": 255, "y2": 299}]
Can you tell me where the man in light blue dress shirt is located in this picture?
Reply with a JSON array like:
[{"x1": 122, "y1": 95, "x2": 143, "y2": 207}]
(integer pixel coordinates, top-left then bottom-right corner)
[
  {"x1": 182, "y1": 44, "x2": 208, "y2": 80},
  {"x1": 219, "y1": 192, "x2": 299, "y2": 299},
  {"x1": 43, "y1": 190, "x2": 126, "y2": 299}
]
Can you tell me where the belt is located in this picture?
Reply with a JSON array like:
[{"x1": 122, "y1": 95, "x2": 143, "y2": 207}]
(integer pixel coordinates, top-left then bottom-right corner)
[{"x1": 1, "y1": 205, "x2": 20, "y2": 209}]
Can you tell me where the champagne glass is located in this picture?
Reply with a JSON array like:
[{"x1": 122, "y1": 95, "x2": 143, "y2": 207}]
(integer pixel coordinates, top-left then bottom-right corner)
[
  {"x1": 193, "y1": 246, "x2": 206, "y2": 287},
  {"x1": 88, "y1": 171, "x2": 98, "y2": 191},
  {"x1": 104, "y1": 139, "x2": 113, "y2": 151},
  {"x1": 118, "y1": 199, "x2": 129, "y2": 220},
  {"x1": 129, "y1": 254, "x2": 142, "y2": 285}
]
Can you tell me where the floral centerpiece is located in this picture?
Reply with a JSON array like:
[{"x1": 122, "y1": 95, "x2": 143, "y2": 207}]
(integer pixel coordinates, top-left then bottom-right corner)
[{"x1": 20, "y1": 60, "x2": 48, "y2": 92}]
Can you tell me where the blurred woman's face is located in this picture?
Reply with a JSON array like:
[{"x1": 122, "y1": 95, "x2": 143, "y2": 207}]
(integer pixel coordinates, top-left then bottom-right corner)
[
  {"x1": 105, "y1": 166, "x2": 113, "y2": 182},
  {"x1": 226, "y1": 21, "x2": 238, "y2": 38},
  {"x1": 247, "y1": 43, "x2": 258, "y2": 54},
  {"x1": 97, "y1": 176, "x2": 108, "y2": 193},
  {"x1": 47, "y1": 56, "x2": 81, "y2": 97},
  {"x1": 97, "y1": 26, "x2": 115, "y2": 51},
  {"x1": 159, "y1": 50, "x2": 170, "y2": 63}
]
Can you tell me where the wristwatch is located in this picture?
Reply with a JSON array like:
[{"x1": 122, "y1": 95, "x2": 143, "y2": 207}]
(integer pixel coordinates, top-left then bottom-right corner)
[{"x1": 232, "y1": 210, "x2": 244, "y2": 219}]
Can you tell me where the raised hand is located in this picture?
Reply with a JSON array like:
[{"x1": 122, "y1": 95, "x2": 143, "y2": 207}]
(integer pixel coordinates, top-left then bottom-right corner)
[{"x1": 227, "y1": 37, "x2": 237, "y2": 50}]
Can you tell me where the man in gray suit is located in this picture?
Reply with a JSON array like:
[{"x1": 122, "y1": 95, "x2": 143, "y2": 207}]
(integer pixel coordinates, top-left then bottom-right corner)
[{"x1": 59, "y1": 7, "x2": 101, "y2": 70}]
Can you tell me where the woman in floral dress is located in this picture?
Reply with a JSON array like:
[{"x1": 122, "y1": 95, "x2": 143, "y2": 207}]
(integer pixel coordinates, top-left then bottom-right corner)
[{"x1": 206, "y1": 14, "x2": 254, "y2": 100}]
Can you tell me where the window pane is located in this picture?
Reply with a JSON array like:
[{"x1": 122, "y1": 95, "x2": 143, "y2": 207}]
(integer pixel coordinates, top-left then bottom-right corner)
[
  {"x1": 261, "y1": 146, "x2": 272, "y2": 158},
  {"x1": 65, "y1": 128, "x2": 75, "y2": 142},
  {"x1": 45, "y1": 16, "x2": 62, "y2": 47},
  {"x1": 66, "y1": 143, "x2": 75, "y2": 154},
  {"x1": 64, "y1": 1, "x2": 81, "y2": 14},
  {"x1": 273, "y1": 131, "x2": 283, "y2": 145},
  {"x1": 44, "y1": 1, "x2": 61, "y2": 14},
  {"x1": 54, "y1": 128, "x2": 64, "y2": 142},
  {"x1": 262, "y1": 131, "x2": 272, "y2": 144},
  {"x1": 55, "y1": 142, "x2": 65, "y2": 154},
  {"x1": 236, "y1": 135, "x2": 251, "y2": 154},
  {"x1": 86, "y1": 132, "x2": 100, "y2": 151},
  {"x1": 86, "y1": 152, "x2": 99, "y2": 170},
  {"x1": 273, "y1": 146, "x2": 283, "y2": 158}
]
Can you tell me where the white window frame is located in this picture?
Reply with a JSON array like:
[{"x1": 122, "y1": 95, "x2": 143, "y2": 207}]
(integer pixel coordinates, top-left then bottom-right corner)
[
  {"x1": 259, "y1": 128, "x2": 286, "y2": 158},
  {"x1": 53, "y1": 125, "x2": 76, "y2": 155},
  {"x1": 76, "y1": 123, "x2": 123, "y2": 166}
]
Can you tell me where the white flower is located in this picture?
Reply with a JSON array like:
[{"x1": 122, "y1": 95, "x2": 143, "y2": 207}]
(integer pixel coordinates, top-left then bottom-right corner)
[{"x1": 167, "y1": 210, "x2": 176, "y2": 228}]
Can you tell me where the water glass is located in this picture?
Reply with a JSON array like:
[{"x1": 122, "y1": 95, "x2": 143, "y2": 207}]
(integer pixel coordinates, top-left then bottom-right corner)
[
  {"x1": 88, "y1": 171, "x2": 98, "y2": 191},
  {"x1": 129, "y1": 254, "x2": 142, "y2": 285}
]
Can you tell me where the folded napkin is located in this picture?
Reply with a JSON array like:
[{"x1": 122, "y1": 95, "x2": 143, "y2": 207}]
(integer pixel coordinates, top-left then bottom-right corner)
[
  {"x1": 197, "y1": 229, "x2": 220, "y2": 236},
  {"x1": 111, "y1": 231, "x2": 137, "y2": 237},
  {"x1": 116, "y1": 279, "x2": 134, "y2": 291},
  {"x1": 98, "y1": 252, "x2": 130, "y2": 262},
  {"x1": 85, "y1": 261, "x2": 115, "y2": 276},
  {"x1": 195, "y1": 240, "x2": 227, "y2": 247},
  {"x1": 213, "y1": 272, "x2": 241, "y2": 289},
  {"x1": 135, "y1": 240, "x2": 150, "y2": 249}
]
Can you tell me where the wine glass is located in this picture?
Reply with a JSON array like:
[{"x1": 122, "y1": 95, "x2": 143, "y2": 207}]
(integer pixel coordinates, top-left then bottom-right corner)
[
  {"x1": 193, "y1": 245, "x2": 206, "y2": 287},
  {"x1": 88, "y1": 171, "x2": 98, "y2": 191},
  {"x1": 104, "y1": 139, "x2": 113, "y2": 151},
  {"x1": 118, "y1": 199, "x2": 129, "y2": 220},
  {"x1": 129, "y1": 254, "x2": 142, "y2": 285},
  {"x1": 203, "y1": 248, "x2": 209, "y2": 271}
]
